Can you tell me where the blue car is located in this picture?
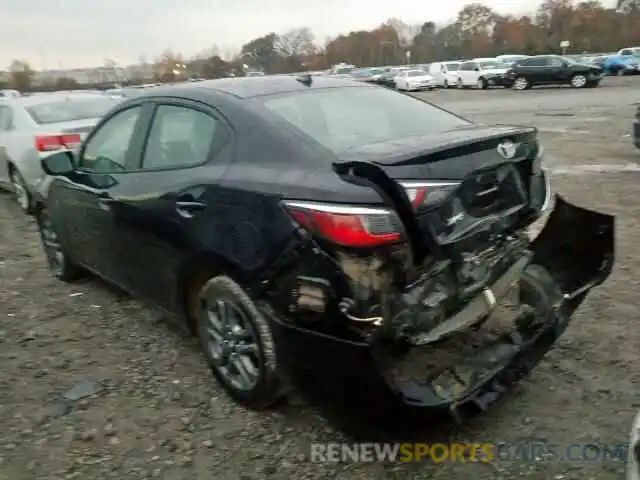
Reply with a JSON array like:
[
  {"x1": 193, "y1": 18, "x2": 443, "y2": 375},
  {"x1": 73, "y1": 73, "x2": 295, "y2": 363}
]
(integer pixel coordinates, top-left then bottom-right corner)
[{"x1": 603, "y1": 55, "x2": 640, "y2": 75}]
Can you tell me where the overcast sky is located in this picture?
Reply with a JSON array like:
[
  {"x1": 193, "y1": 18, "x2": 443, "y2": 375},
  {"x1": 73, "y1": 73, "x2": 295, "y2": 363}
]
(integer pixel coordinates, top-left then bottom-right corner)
[{"x1": 1, "y1": 0, "x2": 559, "y2": 70}]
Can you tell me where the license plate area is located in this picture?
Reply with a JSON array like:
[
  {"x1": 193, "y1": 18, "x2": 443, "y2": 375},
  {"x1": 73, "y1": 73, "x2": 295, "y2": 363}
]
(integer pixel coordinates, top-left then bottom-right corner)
[{"x1": 418, "y1": 163, "x2": 529, "y2": 247}]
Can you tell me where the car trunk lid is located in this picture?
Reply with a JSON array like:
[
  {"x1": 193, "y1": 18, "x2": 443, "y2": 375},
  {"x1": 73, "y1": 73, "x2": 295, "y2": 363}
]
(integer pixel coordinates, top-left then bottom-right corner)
[{"x1": 333, "y1": 125, "x2": 541, "y2": 263}]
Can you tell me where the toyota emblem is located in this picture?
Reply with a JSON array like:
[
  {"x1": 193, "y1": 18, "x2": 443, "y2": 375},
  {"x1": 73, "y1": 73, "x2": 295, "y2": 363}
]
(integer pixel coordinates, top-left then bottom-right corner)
[{"x1": 497, "y1": 140, "x2": 517, "y2": 159}]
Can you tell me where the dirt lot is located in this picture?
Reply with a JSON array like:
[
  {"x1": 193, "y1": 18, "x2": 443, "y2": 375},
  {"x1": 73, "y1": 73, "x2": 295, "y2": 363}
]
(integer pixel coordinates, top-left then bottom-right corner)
[{"x1": 1, "y1": 77, "x2": 639, "y2": 480}]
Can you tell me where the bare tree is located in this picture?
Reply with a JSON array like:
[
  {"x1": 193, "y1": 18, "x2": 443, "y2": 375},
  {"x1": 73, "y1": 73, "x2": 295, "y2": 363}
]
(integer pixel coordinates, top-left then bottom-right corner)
[{"x1": 275, "y1": 27, "x2": 317, "y2": 57}]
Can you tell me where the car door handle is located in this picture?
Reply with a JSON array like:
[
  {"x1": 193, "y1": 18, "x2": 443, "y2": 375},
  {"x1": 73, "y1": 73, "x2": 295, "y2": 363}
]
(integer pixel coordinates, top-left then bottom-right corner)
[
  {"x1": 175, "y1": 200, "x2": 207, "y2": 217},
  {"x1": 97, "y1": 193, "x2": 114, "y2": 210}
]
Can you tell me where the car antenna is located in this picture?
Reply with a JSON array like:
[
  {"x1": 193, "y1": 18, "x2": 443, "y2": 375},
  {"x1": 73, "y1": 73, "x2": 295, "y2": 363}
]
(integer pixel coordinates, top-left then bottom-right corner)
[{"x1": 296, "y1": 73, "x2": 312, "y2": 86}]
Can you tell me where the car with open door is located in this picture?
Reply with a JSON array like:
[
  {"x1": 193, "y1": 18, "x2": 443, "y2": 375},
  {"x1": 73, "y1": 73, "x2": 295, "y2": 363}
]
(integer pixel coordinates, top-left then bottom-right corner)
[
  {"x1": 33, "y1": 76, "x2": 614, "y2": 428},
  {"x1": 0, "y1": 92, "x2": 123, "y2": 214},
  {"x1": 506, "y1": 55, "x2": 604, "y2": 90}
]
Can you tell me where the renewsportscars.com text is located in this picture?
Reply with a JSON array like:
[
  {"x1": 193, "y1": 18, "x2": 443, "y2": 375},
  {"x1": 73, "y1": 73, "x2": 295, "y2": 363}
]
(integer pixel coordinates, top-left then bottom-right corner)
[{"x1": 309, "y1": 442, "x2": 629, "y2": 464}]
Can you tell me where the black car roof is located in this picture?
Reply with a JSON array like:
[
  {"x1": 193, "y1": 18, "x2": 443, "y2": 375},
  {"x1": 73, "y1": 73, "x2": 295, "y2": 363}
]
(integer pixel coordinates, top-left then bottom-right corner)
[{"x1": 142, "y1": 75, "x2": 371, "y2": 100}]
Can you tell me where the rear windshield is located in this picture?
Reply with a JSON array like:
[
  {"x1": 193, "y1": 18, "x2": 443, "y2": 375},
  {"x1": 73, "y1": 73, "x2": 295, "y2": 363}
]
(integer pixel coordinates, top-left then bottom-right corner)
[
  {"x1": 25, "y1": 97, "x2": 120, "y2": 125},
  {"x1": 406, "y1": 70, "x2": 427, "y2": 77},
  {"x1": 445, "y1": 63, "x2": 460, "y2": 70},
  {"x1": 259, "y1": 86, "x2": 470, "y2": 153}
]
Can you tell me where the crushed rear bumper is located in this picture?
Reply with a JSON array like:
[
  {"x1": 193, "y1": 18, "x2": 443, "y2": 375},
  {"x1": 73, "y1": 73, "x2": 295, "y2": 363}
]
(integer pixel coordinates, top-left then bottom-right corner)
[{"x1": 263, "y1": 194, "x2": 614, "y2": 427}]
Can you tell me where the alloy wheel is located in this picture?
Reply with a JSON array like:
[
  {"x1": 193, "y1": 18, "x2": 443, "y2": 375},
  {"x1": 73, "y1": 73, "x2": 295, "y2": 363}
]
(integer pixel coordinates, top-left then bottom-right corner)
[
  {"x1": 10, "y1": 170, "x2": 29, "y2": 211},
  {"x1": 570, "y1": 74, "x2": 587, "y2": 88},
  {"x1": 38, "y1": 211, "x2": 66, "y2": 277},
  {"x1": 513, "y1": 77, "x2": 528, "y2": 90},
  {"x1": 200, "y1": 295, "x2": 261, "y2": 392}
]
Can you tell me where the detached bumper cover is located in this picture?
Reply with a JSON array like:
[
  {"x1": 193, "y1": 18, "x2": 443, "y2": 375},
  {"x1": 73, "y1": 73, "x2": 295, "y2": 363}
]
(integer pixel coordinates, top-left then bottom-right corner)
[{"x1": 263, "y1": 195, "x2": 614, "y2": 425}]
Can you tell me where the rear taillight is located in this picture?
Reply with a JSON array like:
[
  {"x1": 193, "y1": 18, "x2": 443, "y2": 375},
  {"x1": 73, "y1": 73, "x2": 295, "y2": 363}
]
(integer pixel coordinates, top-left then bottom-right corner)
[
  {"x1": 283, "y1": 201, "x2": 403, "y2": 247},
  {"x1": 35, "y1": 134, "x2": 82, "y2": 153},
  {"x1": 400, "y1": 182, "x2": 460, "y2": 210}
]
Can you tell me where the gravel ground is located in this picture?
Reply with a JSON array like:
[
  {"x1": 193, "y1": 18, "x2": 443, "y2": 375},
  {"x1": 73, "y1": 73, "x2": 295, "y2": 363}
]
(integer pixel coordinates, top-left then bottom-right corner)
[{"x1": 1, "y1": 77, "x2": 639, "y2": 480}]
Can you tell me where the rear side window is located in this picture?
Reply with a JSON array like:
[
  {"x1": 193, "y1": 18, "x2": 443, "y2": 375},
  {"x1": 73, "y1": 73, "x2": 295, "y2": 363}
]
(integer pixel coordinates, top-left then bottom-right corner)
[
  {"x1": 25, "y1": 97, "x2": 121, "y2": 124},
  {"x1": 141, "y1": 105, "x2": 219, "y2": 169},
  {"x1": 259, "y1": 86, "x2": 470, "y2": 154}
]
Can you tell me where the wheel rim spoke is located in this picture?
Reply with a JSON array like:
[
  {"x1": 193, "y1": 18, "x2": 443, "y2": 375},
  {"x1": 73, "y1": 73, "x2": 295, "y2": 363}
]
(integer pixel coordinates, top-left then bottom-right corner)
[
  {"x1": 200, "y1": 293, "x2": 262, "y2": 392},
  {"x1": 39, "y1": 215, "x2": 64, "y2": 272}
]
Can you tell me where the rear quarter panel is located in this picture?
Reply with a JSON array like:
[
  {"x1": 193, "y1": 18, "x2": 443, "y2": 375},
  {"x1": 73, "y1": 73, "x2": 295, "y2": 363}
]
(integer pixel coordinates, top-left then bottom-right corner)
[{"x1": 2, "y1": 131, "x2": 45, "y2": 189}]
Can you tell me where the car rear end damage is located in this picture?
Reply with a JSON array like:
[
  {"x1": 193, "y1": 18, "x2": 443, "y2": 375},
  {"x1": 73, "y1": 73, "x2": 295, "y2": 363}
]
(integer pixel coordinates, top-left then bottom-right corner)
[{"x1": 254, "y1": 116, "x2": 614, "y2": 425}]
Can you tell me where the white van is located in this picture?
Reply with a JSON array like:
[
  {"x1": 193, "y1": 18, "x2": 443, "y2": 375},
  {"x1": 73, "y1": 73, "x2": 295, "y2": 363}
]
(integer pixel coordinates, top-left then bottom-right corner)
[{"x1": 428, "y1": 61, "x2": 462, "y2": 88}]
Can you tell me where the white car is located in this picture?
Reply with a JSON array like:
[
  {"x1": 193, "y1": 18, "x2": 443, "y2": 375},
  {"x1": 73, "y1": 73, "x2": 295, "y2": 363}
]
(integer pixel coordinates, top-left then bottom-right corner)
[
  {"x1": 394, "y1": 69, "x2": 437, "y2": 91},
  {"x1": 618, "y1": 47, "x2": 640, "y2": 56},
  {"x1": 456, "y1": 59, "x2": 510, "y2": 89},
  {"x1": 628, "y1": 411, "x2": 640, "y2": 480},
  {"x1": 427, "y1": 61, "x2": 461, "y2": 88}
]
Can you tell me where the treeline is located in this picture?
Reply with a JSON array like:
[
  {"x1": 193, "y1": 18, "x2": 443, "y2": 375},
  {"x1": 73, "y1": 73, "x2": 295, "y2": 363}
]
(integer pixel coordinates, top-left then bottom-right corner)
[{"x1": 3, "y1": 0, "x2": 640, "y2": 89}]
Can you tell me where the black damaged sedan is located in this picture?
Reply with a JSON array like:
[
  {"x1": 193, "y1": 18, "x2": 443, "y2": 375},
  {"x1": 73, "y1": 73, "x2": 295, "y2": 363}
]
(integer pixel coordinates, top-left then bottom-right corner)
[{"x1": 33, "y1": 75, "x2": 615, "y2": 428}]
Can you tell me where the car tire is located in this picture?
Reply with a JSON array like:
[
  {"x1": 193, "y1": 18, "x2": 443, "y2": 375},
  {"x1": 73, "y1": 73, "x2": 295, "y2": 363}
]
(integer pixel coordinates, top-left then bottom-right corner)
[
  {"x1": 194, "y1": 275, "x2": 285, "y2": 409},
  {"x1": 477, "y1": 77, "x2": 488, "y2": 89},
  {"x1": 457, "y1": 78, "x2": 464, "y2": 89},
  {"x1": 512, "y1": 76, "x2": 529, "y2": 90},
  {"x1": 570, "y1": 74, "x2": 588, "y2": 88},
  {"x1": 9, "y1": 167, "x2": 33, "y2": 215},
  {"x1": 443, "y1": 79, "x2": 449, "y2": 89},
  {"x1": 35, "y1": 206, "x2": 83, "y2": 282}
]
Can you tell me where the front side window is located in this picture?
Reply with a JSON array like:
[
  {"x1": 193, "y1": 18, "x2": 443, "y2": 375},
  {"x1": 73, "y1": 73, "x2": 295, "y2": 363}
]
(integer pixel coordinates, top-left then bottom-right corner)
[
  {"x1": 81, "y1": 106, "x2": 141, "y2": 172},
  {"x1": 259, "y1": 86, "x2": 470, "y2": 154},
  {"x1": 141, "y1": 105, "x2": 219, "y2": 169}
]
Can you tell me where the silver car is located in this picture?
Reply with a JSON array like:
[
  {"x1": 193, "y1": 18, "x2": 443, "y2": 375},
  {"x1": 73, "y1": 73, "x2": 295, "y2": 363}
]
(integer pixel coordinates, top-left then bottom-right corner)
[{"x1": 0, "y1": 92, "x2": 122, "y2": 213}]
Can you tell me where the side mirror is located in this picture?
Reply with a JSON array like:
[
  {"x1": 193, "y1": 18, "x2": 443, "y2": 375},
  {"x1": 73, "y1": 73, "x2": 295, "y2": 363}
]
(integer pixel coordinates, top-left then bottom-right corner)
[{"x1": 41, "y1": 150, "x2": 76, "y2": 176}]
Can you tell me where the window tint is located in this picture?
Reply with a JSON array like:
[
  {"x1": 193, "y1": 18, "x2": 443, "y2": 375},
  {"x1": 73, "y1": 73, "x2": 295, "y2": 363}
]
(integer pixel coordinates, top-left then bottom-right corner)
[
  {"x1": 519, "y1": 57, "x2": 546, "y2": 67},
  {"x1": 259, "y1": 86, "x2": 470, "y2": 154},
  {"x1": 459, "y1": 63, "x2": 471, "y2": 71},
  {"x1": 445, "y1": 63, "x2": 460, "y2": 70},
  {"x1": 142, "y1": 105, "x2": 218, "y2": 169},
  {"x1": 81, "y1": 106, "x2": 141, "y2": 172},
  {"x1": 549, "y1": 57, "x2": 565, "y2": 67}
]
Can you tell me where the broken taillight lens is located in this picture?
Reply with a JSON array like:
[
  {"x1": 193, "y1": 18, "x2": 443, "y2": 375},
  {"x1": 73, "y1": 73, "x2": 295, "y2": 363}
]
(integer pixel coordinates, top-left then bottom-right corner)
[
  {"x1": 283, "y1": 201, "x2": 403, "y2": 247},
  {"x1": 400, "y1": 181, "x2": 460, "y2": 210}
]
